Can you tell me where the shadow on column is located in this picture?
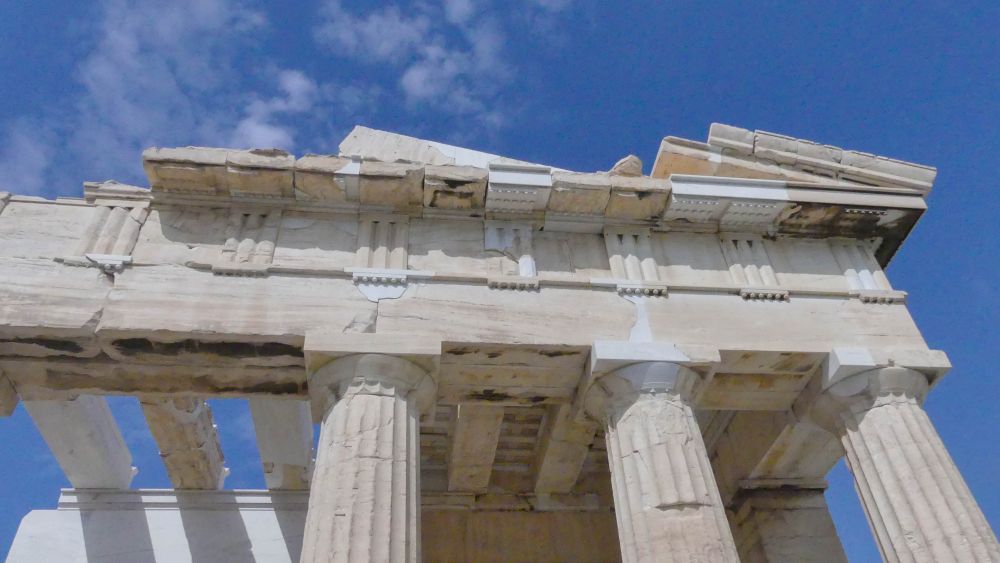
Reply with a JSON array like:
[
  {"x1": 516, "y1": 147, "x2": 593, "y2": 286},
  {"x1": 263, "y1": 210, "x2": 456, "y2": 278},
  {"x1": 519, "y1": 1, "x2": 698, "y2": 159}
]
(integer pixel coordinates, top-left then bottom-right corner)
[
  {"x1": 274, "y1": 505, "x2": 306, "y2": 561},
  {"x1": 177, "y1": 493, "x2": 255, "y2": 562},
  {"x1": 80, "y1": 508, "x2": 156, "y2": 563}
]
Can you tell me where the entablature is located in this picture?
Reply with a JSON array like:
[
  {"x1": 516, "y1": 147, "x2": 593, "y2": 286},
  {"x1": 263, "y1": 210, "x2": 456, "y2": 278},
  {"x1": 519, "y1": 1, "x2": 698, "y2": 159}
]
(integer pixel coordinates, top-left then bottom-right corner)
[{"x1": 139, "y1": 140, "x2": 927, "y2": 264}]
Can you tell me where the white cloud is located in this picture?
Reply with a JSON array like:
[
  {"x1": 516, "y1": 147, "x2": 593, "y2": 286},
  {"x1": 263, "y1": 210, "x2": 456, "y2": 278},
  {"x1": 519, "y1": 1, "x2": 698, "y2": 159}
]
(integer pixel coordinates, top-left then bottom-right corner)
[
  {"x1": 230, "y1": 70, "x2": 320, "y2": 150},
  {"x1": 0, "y1": 0, "x2": 341, "y2": 193},
  {"x1": 315, "y1": 2, "x2": 430, "y2": 63},
  {"x1": 0, "y1": 0, "x2": 578, "y2": 196},
  {"x1": 0, "y1": 120, "x2": 54, "y2": 195},
  {"x1": 68, "y1": 0, "x2": 266, "y2": 182},
  {"x1": 444, "y1": 0, "x2": 476, "y2": 24},
  {"x1": 314, "y1": 2, "x2": 509, "y2": 124}
]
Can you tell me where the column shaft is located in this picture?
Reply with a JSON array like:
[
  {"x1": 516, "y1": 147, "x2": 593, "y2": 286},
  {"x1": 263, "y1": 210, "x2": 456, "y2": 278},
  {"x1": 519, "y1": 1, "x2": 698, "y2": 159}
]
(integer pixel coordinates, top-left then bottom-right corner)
[
  {"x1": 815, "y1": 367, "x2": 1000, "y2": 563},
  {"x1": 603, "y1": 389, "x2": 738, "y2": 562},
  {"x1": 300, "y1": 355, "x2": 428, "y2": 563},
  {"x1": 840, "y1": 394, "x2": 999, "y2": 562}
]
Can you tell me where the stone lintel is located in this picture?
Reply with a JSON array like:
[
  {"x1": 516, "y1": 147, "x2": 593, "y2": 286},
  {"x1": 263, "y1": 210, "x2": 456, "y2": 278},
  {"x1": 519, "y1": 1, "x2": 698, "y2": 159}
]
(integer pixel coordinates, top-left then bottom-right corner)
[
  {"x1": 58, "y1": 488, "x2": 310, "y2": 510},
  {"x1": 248, "y1": 397, "x2": 314, "y2": 490},
  {"x1": 532, "y1": 403, "x2": 598, "y2": 494},
  {"x1": 709, "y1": 407, "x2": 844, "y2": 507},
  {"x1": 24, "y1": 395, "x2": 135, "y2": 489},
  {"x1": 54, "y1": 487, "x2": 612, "y2": 512},
  {"x1": 140, "y1": 396, "x2": 227, "y2": 490},
  {"x1": 4, "y1": 358, "x2": 306, "y2": 400},
  {"x1": 447, "y1": 404, "x2": 504, "y2": 493}
]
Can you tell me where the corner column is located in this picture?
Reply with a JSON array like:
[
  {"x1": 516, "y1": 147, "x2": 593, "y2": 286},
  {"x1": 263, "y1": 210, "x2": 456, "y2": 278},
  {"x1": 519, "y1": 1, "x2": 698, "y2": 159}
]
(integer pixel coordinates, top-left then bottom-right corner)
[
  {"x1": 300, "y1": 354, "x2": 435, "y2": 563},
  {"x1": 813, "y1": 366, "x2": 1000, "y2": 562},
  {"x1": 585, "y1": 358, "x2": 739, "y2": 563}
]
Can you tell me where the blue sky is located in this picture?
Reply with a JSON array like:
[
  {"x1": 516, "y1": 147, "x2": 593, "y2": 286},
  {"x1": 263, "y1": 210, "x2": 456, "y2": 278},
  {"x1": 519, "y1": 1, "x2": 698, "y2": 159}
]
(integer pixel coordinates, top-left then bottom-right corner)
[{"x1": 1, "y1": 0, "x2": 998, "y2": 560}]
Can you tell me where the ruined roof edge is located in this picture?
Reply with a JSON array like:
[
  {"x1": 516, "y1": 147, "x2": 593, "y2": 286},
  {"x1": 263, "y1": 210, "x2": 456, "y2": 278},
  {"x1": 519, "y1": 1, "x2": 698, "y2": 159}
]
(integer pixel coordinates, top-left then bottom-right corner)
[
  {"x1": 652, "y1": 123, "x2": 937, "y2": 195},
  {"x1": 338, "y1": 125, "x2": 565, "y2": 170}
]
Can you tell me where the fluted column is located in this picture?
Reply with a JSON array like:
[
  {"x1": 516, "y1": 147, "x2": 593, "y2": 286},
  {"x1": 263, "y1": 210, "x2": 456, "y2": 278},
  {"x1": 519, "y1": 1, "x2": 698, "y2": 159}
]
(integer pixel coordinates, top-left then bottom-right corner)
[
  {"x1": 585, "y1": 361, "x2": 739, "y2": 563},
  {"x1": 813, "y1": 367, "x2": 999, "y2": 562},
  {"x1": 301, "y1": 354, "x2": 435, "y2": 563}
]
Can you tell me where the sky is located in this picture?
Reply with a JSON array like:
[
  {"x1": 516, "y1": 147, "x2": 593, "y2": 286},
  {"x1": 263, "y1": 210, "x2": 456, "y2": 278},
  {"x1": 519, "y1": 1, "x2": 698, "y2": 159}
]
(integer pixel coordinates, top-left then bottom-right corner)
[{"x1": 1, "y1": 0, "x2": 998, "y2": 560}]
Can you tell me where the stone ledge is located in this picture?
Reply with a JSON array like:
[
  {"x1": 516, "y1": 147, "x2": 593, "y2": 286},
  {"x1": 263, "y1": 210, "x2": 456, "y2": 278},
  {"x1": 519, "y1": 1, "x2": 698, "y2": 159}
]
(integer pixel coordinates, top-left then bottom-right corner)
[
  {"x1": 705, "y1": 123, "x2": 936, "y2": 193},
  {"x1": 137, "y1": 124, "x2": 930, "y2": 252}
]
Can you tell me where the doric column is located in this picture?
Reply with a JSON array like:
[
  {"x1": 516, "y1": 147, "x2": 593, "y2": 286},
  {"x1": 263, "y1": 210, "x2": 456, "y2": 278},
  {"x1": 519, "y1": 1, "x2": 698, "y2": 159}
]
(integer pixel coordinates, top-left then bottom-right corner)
[
  {"x1": 585, "y1": 360, "x2": 739, "y2": 563},
  {"x1": 300, "y1": 354, "x2": 436, "y2": 563},
  {"x1": 812, "y1": 366, "x2": 1000, "y2": 562}
]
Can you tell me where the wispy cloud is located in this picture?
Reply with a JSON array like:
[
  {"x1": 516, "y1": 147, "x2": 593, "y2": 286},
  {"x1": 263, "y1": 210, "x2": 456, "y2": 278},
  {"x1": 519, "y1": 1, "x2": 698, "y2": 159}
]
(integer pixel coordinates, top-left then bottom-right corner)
[
  {"x1": 315, "y1": 4, "x2": 431, "y2": 64},
  {"x1": 230, "y1": 70, "x2": 320, "y2": 150},
  {"x1": 314, "y1": 1, "x2": 510, "y2": 125},
  {"x1": 68, "y1": 0, "x2": 265, "y2": 182},
  {"x1": 0, "y1": 0, "x2": 576, "y2": 197},
  {"x1": 0, "y1": 119, "x2": 55, "y2": 194},
  {"x1": 444, "y1": 0, "x2": 477, "y2": 25},
  {"x1": 0, "y1": 0, "x2": 315, "y2": 194}
]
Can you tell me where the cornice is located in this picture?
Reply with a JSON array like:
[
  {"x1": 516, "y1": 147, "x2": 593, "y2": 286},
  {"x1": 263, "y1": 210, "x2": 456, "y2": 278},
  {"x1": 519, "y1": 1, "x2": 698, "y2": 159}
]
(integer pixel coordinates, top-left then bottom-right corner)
[
  {"x1": 653, "y1": 123, "x2": 936, "y2": 195},
  {"x1": 139, "y1": 142, "x2": 926, "y2": 265}
]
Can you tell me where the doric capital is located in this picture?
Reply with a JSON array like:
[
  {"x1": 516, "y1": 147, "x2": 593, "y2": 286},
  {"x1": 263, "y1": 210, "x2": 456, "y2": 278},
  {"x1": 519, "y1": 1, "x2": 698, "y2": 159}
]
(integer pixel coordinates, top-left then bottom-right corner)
[
  {"x1": 810, "y1": 366, "x2": 930, "y2": 433},
  {"x1": 309, "y1": 353, "x2": 435, "y2": 415},
  {"x1": 827, "y1": 365, "x2": 929, "y2": 400},
  {"x1": 584, "y1": 361, "x2": 702, "y2": 421},
  {"x1": 583, "y1": 340, "x2": 710, "y2": 422}
]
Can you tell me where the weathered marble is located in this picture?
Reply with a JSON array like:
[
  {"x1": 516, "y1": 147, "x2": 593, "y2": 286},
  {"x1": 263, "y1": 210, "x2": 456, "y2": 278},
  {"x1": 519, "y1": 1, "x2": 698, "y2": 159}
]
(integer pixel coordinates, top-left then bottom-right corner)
[
  {"x1": 586, "y1": 357, "x2": 739, "y2": 563},
  {"x1": 730, "y1": 488, "x2": 848, "y2": 563},
  {"x1": 140, "y1": 396, "x2": 227, "y2": 490},
  {"x1": 300, "y1": 354, "x2": 435, "y2": 563},
  {"x1": 24, "y1": 395, "x2": 134, "y2": 489},
  {"x1": 812, "y1": 367, "x2": 1000, "y2": 562},
  {"x1": 1, "y1": 123, "x2": 994, "y2": 563}
]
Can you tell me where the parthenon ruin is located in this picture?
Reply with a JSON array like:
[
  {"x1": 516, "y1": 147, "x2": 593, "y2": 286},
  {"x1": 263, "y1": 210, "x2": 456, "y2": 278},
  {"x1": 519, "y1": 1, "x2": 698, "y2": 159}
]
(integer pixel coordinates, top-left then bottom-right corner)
[{"x1": 1, "y1": 123, "x2": 997, "y2": 561}]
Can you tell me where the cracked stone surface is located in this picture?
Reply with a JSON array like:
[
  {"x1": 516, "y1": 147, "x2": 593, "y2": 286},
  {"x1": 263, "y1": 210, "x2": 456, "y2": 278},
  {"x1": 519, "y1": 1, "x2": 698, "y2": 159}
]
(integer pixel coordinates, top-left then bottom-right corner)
[
  {"x1": 591, "y1": 367, "x2": 739, "y2": 563},
  {"x1": 813, "y1": 367, "x2": 1000, "y2": 562},
  {"x1": 300, "y1": 354, "x2": 430, "y2": 563}
]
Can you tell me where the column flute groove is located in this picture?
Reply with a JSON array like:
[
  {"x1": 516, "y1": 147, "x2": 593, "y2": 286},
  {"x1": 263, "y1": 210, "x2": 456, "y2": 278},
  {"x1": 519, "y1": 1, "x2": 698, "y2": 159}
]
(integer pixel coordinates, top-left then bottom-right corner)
[
  {"x1": 301, "y1": 354, "x2": 434, "y2": 563},
  {"x1": 587, "y1": 360, "x2": 739, "y2": 563},
  {"x1": 813, "y1": 366, "x2": 1000, "y2": 563},
  {"x1": 902, "y1": 403, "x2": 996, "y2": 560}
]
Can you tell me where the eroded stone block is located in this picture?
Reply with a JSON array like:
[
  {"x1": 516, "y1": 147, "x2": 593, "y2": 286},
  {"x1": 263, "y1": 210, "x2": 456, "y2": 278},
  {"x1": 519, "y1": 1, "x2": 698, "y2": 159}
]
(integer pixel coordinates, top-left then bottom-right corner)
[
  {"x1": 358, "y1": 161, "x2": 425, "y2": 207},
  {"x1": 423, "y1": 164, "x2": 488, "y2": 210},
  {"x1": 226, "y1": 149, "x2": 296, "y2": 198},
  {"x1": 293, "y1": 155, "x2": 354, "y2": 201}
]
